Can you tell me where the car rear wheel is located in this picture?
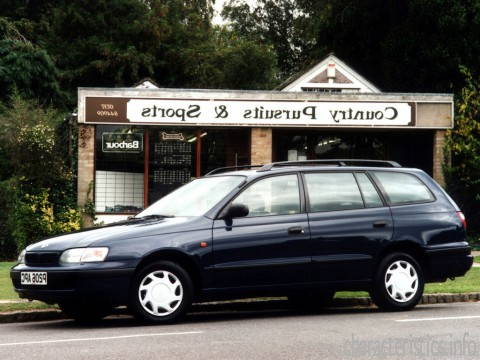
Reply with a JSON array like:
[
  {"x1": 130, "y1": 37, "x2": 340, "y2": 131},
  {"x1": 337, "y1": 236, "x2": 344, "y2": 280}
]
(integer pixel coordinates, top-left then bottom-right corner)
[
  {"x1": 130, "y1": 261, "x2": 193, "y2": 324},
  {"x1": 371, "y1": 252, "x2": 424, "y2": 311}
]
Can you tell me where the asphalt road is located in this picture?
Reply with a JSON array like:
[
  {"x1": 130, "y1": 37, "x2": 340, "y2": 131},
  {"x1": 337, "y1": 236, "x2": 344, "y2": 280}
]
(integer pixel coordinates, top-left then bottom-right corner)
[{"x1": 1, "y1": 301, "x2": 480, "y2": 360}]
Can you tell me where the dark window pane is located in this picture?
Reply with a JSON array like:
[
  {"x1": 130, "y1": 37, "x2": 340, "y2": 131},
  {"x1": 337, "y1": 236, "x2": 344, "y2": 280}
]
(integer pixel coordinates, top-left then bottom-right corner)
[
  {"x1": 355, "y1": 173, "x2": 384, "y2": 208},
  {"x1": 305, "y1": 173, "x2": 364, "y2": 212},
  {"x1": 374, "y1": 171, "x2": 434, "y2": 205}
]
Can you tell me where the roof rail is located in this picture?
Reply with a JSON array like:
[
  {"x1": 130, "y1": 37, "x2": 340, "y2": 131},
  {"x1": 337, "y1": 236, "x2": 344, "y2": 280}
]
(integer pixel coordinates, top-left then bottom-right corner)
[
  {"x1": 259, "y1": 159, "x2": 401, "y2": 171},
  {"x1": 205, "y1": 164, "x2": 264, "y2": 176}
]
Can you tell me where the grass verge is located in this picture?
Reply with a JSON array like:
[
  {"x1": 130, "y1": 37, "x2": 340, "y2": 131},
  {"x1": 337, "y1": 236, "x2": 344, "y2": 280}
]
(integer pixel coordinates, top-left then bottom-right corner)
[
  {"x1": 336, "y1": 267, "x2": 480, "y2": 298},
  {"x1": 0, "y1": 302, "x2": 57, "y2": 313},
  {"x1": 0, "y1": 262, "x2": 17, "y2": 300}
]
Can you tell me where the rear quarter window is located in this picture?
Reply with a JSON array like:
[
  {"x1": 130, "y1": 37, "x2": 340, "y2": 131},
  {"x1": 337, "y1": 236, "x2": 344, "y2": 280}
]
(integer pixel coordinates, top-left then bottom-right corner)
[{"x1": 373, "y1": 171, "x2": 435, "y2": 205}]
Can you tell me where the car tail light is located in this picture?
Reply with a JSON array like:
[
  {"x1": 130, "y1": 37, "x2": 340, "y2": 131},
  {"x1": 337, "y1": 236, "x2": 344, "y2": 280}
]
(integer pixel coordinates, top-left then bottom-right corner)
[{"x1": 456, "y1": 211, "x2": 467, "y2": 230}]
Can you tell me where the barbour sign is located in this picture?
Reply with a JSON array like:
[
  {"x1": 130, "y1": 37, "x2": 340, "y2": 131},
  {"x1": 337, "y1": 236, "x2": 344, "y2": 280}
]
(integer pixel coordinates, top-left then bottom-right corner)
[{"x1": 102, "y1": 133, "x2": 143, "y2": 153}]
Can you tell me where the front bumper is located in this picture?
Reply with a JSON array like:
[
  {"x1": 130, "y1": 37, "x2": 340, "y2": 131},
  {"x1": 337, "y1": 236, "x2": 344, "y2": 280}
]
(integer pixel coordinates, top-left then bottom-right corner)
[
  {"x1": 425, "y1": 244, "x2": 473, "y2": 281},
  {"x1": 10, "y1": 261, "x2": 136, "y2": 305}
]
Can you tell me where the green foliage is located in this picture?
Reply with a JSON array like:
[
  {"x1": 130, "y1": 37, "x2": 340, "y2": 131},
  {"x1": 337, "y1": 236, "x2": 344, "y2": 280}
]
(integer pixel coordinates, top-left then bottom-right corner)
[
  {"x1": 8, "y1": 185, "x2": 81, "y2": 252},
  {"x1": 0, "y1": 0, "x2": 277, "y2": 106},
  {"x1": 178, "y1": 28, "x2": 278, "y2": 89},
  {"x1": 0, "y1": 17, "x2": 61, "y2": 105},
  {"x1": 445, "y1": 67, "x2": 480, "y2": 234},
  {"x1": 223, "y1": 0, "x2": 302, "y2": 78},
  {"x1": 224, "y1": 0, "x2": 480, "y2": 93},
  {"x1": 0, "y1": 96, "x2": 80, "y2": 257}
]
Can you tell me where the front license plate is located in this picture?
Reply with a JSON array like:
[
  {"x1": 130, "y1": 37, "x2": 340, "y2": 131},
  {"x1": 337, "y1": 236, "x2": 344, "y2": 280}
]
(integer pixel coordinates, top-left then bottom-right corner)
[{"x1": 21, "y1": 272, "x2": 48, "y2": 285}]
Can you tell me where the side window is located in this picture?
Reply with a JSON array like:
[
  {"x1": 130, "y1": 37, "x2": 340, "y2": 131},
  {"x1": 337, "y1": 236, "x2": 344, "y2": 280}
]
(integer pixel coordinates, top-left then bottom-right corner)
[
  {"x1": 355, "y1": 173, "x2": 384, "y2": 208},
  {"x1": 233, "y1": 175, "x2": 300, "y2": 217},
  {"x1": 373, "y1": 171, "x2": 435, "y2": 205},
  {"x1": 305, "y1": 172, "x2": 364, "y2": 212}
]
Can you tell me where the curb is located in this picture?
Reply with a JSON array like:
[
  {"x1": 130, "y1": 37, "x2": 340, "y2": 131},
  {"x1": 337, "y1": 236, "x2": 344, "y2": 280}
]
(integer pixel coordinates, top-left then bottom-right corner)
[
  {"x1": 0, "y1": 309, "x2": 64, "y2": 324},
  {"x1": 332, "y1": 292, "x2": 480, "y2": 308},
  {"x1": 1, "y1": 293, "x2": 480, "y2": 324}
]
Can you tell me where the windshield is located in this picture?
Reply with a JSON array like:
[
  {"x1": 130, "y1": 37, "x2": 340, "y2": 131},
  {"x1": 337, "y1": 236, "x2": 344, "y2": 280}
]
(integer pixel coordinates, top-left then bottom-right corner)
[{"x1": 137, "y1": 175, "x2": 245, "y2": 217}]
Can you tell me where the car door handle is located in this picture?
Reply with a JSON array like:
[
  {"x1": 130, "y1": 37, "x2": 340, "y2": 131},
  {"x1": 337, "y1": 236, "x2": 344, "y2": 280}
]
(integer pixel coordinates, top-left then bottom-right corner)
[
  {"x1": 288, "y1": 226, "x2": 305, "y2": 235},
  {"x1": 373, "y1": 221, "x2": 388, "y2": 228}
]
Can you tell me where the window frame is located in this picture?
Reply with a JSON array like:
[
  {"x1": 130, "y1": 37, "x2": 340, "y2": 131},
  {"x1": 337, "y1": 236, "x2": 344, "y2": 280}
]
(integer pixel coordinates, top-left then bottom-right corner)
[
  {"x1": 353, "y1": 171, "x2": 387, "y2": 209},
  {"x1": 218, "y1": 172, "x2": 306, "y2": 219},
  {"x1": 369, "y1": 170, "x2": 437, "y2": 207},
  {"x1": 301, "y1": 170, "x2": 369, "y2": 214}
]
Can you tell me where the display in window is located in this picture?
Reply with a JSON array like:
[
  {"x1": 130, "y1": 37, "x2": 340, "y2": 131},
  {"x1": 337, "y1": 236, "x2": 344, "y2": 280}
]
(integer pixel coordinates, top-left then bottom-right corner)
[{"x1": 102, "y1": 132, "x2": 143, "y2": 153}]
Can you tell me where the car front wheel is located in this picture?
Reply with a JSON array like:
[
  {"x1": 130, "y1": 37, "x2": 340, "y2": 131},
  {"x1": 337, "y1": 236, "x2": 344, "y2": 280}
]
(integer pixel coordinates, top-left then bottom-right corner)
[
  {"x1": 371, "y1": 252, "x2": 424, "y2": 311},
  {"x1": 130, "y1": 261, "x2": 193, "y2": 324}
]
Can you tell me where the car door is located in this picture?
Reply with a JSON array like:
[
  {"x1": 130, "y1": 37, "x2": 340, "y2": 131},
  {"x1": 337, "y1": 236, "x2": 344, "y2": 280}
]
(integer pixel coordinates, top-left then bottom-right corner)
[
  {"x1": 211, "y1": 173, "x2": 311, "y2": 288},
  {"x1": 304, "y1": 171, "x2": 393, "y2": 283}
]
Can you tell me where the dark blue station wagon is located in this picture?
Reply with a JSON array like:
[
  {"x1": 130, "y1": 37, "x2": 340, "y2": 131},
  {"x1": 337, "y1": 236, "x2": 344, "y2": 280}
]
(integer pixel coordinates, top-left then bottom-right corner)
[{"x1": 11, "y1": 160, "x2": 473, "y2": 323}]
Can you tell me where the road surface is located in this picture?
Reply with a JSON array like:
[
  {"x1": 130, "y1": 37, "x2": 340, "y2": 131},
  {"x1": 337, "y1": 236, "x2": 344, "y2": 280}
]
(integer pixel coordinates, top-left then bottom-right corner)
[{"x1": 1, "y1": 301, "x2": 479, "y2": 359}]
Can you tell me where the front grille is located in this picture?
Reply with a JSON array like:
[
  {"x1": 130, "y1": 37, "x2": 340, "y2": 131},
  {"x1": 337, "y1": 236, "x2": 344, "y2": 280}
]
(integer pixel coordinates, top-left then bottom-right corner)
[{"x1": 25, "y1": 252, "x2": 61, "y2": 267}]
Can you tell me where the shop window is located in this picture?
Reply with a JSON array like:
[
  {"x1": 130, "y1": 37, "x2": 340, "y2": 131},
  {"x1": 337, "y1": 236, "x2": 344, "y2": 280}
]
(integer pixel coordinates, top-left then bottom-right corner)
[
  {"x1": 201, "y1": 128, "x2": 251, "y2": 175},
  {"x1": 273, "y1": 129, "x2": 434, "y2": 175},
  {"x1": 147, "y1": 128, "x2": 197, "y2": 204},
  {"x1": 95, "y1": 125, "x2": 144, "y2": 213}
]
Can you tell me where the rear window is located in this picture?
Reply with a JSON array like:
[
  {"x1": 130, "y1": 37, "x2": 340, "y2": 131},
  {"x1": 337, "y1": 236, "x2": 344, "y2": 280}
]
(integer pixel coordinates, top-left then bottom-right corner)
[{"x1": 373, "y1": 171, "x2": 434, "y2": 205}]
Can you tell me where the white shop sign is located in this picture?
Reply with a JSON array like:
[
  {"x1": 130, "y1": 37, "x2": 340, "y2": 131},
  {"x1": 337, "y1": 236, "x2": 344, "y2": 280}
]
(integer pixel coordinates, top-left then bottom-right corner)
[{"x1": 126, "y1": 99, "x2": 412, "y2": 126}]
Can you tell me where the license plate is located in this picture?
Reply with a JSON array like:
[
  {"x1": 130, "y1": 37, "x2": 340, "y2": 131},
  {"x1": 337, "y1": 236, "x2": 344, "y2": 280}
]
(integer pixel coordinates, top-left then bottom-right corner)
[{"x1": 21, "y1": 272, "x2": 48, "y2": 285}]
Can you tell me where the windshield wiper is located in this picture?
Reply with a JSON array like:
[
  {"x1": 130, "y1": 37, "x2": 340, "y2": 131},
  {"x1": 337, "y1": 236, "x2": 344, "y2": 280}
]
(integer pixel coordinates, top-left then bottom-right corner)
[{"x1": 135, "y1": 214, "x2": 175, "y2": 220}]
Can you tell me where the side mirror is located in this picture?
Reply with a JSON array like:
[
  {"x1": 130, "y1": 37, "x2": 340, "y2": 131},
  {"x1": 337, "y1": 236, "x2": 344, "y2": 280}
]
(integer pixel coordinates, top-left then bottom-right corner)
[{"x1": 224, "y1": 203, "x2": 249, "y2": 219}]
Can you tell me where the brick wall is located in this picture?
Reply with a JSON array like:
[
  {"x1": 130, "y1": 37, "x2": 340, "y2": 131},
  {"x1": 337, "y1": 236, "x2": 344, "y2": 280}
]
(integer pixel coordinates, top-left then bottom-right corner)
[
  {"x1": 77, "y1": 124, "x2": 95, "y2": 226},
  {"x1": 250, "y1": 128, "x2": 272, "y2": 165},
  {"x1": 433, "y1": 130, "x2": 447, "y2": 187}
]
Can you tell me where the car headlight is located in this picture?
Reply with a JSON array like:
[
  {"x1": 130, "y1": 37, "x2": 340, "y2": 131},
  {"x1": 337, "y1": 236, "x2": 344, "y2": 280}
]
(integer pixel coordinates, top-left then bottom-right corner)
[
  {"x1": 18, "y1": 249, "x2": 26, "y2": 264},
  {"x1": 60, "y1": 247, "x2": 109, "y2": 264}
]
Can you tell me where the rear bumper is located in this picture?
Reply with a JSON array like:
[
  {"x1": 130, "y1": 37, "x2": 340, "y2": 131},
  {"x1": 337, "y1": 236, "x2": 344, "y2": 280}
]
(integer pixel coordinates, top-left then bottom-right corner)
[
  {"x1": 10, "y1": 262, "x2": 135, "y2": 305},
  {"x1": 425, "y1": 245, "x2": 473, "y2": 281}
]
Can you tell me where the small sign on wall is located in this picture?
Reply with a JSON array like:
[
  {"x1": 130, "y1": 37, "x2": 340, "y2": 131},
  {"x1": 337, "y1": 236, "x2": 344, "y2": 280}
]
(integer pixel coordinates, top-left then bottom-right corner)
[{"x1": 102, "y1": 132, "x2": 144, "y2": 153}]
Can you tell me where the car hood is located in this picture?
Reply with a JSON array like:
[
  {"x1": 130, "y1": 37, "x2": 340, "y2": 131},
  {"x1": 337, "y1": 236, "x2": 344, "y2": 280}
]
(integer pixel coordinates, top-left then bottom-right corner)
[{"x1": 26, "y1": 216, "x2": 210, "y2": 252}]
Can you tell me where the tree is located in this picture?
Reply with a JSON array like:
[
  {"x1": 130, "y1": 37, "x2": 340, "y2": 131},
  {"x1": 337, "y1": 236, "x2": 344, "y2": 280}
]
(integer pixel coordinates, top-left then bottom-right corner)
[
  {"x1": 223, "y1": 0, "x2": 302, "y2": 78},
  {"x1": 445, "y1": 67, "x2": 480, "y2": 235},
  {"x1": 223, "y1": 0, "x2": 480, "y2": 93},
  {"x1": 1, "y1": 0, "x2": 276, "y2": 106},
  {"x1": 0, "y1": 96, "x2": 81, "y2": 256},
  {"x1": 0, "y1": 17, "x2": 61, "y2": 105}
]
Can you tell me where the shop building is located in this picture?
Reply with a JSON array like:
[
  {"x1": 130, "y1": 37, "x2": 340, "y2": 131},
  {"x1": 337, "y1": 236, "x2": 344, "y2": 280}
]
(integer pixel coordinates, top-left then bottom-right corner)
[{"x1": 77, "y1": 54, "x2": 453, "y2": 224}]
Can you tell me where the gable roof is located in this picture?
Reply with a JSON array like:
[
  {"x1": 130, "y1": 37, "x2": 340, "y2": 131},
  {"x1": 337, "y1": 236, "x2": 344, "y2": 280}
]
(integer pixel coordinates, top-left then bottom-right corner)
[
  {"x1": 133, "y1": 78, "x2": 160, "y2": 89},
  {"x1": 279, "y1": 53, "x2": 381, "y2": 93}
]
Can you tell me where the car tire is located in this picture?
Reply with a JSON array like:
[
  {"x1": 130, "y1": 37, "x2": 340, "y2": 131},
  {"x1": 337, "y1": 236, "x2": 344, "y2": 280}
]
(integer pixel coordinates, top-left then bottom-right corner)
[
  {"x1": 59, "y1": 301, "x2": 112, "y2": 323},
  {"x1": 288, "y1": 289, "x2": 335, "y2": 310},
  {"x1": 370, "y1": 252, "x2": 424, "y2": 311},
  {"x1": 130, "y1": 260, "x2": 193, "y2": 324}
]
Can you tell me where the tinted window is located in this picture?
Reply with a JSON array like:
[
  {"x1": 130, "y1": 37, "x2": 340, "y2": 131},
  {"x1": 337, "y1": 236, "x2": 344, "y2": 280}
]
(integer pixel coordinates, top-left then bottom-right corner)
[
  {"x1": 305, "y1": 173, "x2": 364, "y2": 212},
  {"x1": 373, "y1": 171, "x2": 434, "y2": 205},
  {"x1": 233, "y1": 175, "x2": 300, "y2": 217},
  {"x1": 355, "y1": 173, "x2": 384, "y2": 208}
]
